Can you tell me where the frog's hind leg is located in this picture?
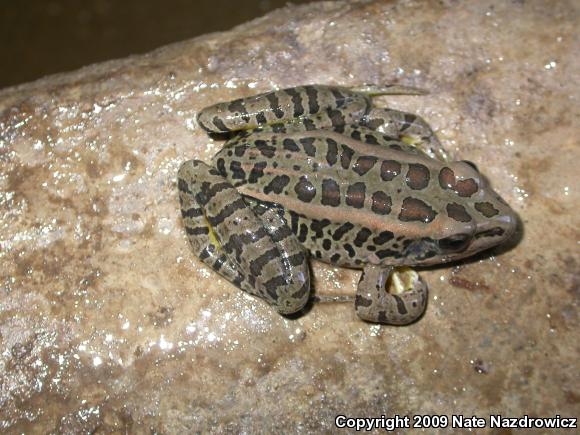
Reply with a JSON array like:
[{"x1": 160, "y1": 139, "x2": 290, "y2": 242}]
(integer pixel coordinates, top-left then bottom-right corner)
[
  {"x1": 178, "y1": 159, "x2": 310, "y2": 315},
  {"x1": 197, "y1": 85, "x2": 373, "y2": 134},
  {"x1": 355, "y1": 265, "x2": 428, "y2": 325},
  {"x1": 362, "y1": 107, "x2": 449, "y2": 162}
]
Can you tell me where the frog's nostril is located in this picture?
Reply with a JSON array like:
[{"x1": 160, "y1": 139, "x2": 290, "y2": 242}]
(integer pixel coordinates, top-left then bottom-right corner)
[{"x1": 497, "y1": 210, "x2": 519, "y2": 239}]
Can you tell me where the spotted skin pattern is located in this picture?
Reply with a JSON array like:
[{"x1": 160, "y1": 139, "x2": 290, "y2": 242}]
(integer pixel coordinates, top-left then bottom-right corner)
[{"x1": 178, "y1": 85, "x2": 518, "y2": 325}]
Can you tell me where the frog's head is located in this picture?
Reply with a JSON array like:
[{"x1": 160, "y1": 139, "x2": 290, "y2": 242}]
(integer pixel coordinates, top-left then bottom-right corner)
[{"x1": 401, "y1": 160, "x2": 519, "y2": 266}]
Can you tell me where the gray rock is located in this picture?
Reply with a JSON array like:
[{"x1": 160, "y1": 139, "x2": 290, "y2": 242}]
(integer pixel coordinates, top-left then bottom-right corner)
[{"x1": 1, "y1": 0, "x2": 578, "y2": 432}]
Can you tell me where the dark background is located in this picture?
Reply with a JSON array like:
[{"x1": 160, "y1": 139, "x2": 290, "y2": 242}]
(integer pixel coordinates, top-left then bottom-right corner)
[{"x1": 0, "y1": 0, "x2": 314, "y2": 89}]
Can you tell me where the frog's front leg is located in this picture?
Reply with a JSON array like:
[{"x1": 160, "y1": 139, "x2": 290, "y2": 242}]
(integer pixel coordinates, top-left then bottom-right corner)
[
  {"x1": 178, "y1": 159, "x2": 310, "y2": 315},
  {"x1": 355, "y1": 265, "x2": 428, "y2": 325},
  {"x1": 363, "y1": 108, "x2": 449, "y2": 162}
]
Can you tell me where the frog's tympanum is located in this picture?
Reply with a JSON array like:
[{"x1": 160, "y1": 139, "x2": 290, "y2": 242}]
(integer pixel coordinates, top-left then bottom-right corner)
[{"x1": 178, "y1": 85, "x2": 517, "y2": 325}]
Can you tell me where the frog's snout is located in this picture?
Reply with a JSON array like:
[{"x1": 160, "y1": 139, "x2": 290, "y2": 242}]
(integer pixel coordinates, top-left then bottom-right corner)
[{"x1": 471, "y1": 190, "x2": 519, "y2": 252}]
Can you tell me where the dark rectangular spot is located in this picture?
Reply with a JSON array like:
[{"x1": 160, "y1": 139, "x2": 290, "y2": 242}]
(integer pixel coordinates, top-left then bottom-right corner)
[
  {"x1": 186, "y1": 226, "x2": 209, "y2": 236},
  {"x1": 328, "y1": 109, "x2": 345, "y2": 128},
  {"x1": 256, "y1": 111, "x2": 267, "y2": 124},
  {"x1": 181, "y1": 207, "x2": 203, "y2": 218},
  {"x1": 371, "y1": 191, "x2": 392, "y2": 215},
  {"x1": 248, "y1": 161, "x2": 267, "y2": 183},
  {"x1": 264, "y1": 175, "x2": 290, "y2": 194},
  {"x1": 364, "y1": 134, "x2": 379, "y2": 145},
  {"x1": 265, "y1": 92, "x2": 285, "y2": 118},
  {"x1": 294, "y1": 176, "x2": 316, "y2": 202},
  {"x1": 305, "y1": 86, "x2": 320, "y2": 114},
  {"x1": 321, "y1": 178, "x2": 341, "y2": 207},
  {"x1": 399, "y1": 197, "x2": 437, "y2": 223},
  {"x1": 405, "y1": 163, "x2": 430, "y2": 190},
  {"x1": 302, "y1": 118, "x2": 316, "y2": 131},
  {"x1": 310, "y1": 219, "x2": 331, "y2": 238},
  {"x1": 290, "y1": 211, "x2": 299, "y2": 234},
  {"x1": 346, "y1": 182, "x2": 366, "y2": 209},
  {"x1": 330, "y1": 88, "x2": 345, "y2": 107},
  {"x1": 212, "y1": 116, "x2": 230, "y2": 132},
  {"x1": 332, "y1": 222, "x2": 354, "y2": 241},
  {"x1": 299, "y1": 137, "x2": 317, "y2": 157},
  {"x1": 283, "y1": 138, "x2": 300, "y2": 152},
  {"x1": 353, "y1": 228, "x2": 372, "y2": 247},
  {"x1": 352, "y1": 156, "x2": 377, "y2": 176},
  {"x1": 298, "y1": 223, "x2": 309, "y2": 243},
  {"x1": 326, "y1": 138, "x2": 338, "y2": 166},
  {"x1": 228, "y1": 99, "x2": 250, "y2": 123},
  {"x1": 230, "y1": 161, "x2": 246, "y2": 180},
  {"x1": 380, "y1": 160, "x2": 402, "y2": 181},
  {"x1": 249, "y1": 247, "x2": 279, "y2": 276},
  {"x1": 285, "y1": 88, "x2": 305, "y2": 118},
  {"x1": 340, "y1": 145, "x2": 354, "y2": 169},
  {"x1": 207, "y1": 197, "x2": 246, "y2": 227},
  {"x1": 372, "y1": 230, "x2": 394, "y2": 245}
]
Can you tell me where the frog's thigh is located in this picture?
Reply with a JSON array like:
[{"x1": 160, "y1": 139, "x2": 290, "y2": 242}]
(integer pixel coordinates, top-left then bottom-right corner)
[
  {"x1": 178, "y1": 160, "x2": 245, "y2": 286},
  {"x1": 355, "y1": 264, "x2": 428, "y2": 325},
  {"x1": 364, "y1": 108, "x2": 449, "y2": 162},
  {"x1": 178, "y1": 159, "x2": 310, "y2": 315}
]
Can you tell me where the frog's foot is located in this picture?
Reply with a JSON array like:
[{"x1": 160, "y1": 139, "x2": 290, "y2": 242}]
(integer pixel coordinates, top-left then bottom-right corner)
[
  {"x1": 355, "y1": 265, "x2": 428, "y2": 325},
  {"x1": 363, "y1": 108, "x2": 450, "y2": 162},
  {"x1": 349, "y1": 84, "x2": 428, "y2": 96},
  {"x1": 177, "y1": 159, "x2": 310, "y2": 315}
]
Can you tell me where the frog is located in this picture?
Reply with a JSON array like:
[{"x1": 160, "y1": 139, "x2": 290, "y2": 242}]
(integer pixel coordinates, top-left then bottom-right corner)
[{"x1": 177, "y1": 84, "x2": 518, "y2": 325}]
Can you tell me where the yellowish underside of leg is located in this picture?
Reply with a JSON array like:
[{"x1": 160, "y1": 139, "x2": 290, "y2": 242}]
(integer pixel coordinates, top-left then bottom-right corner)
[
  {"x1": 388, "y1": 267, "x2": 420, "y2": 295},
  {"x1": 204, "y1": 215, "x2": 222, "y2": 249}
]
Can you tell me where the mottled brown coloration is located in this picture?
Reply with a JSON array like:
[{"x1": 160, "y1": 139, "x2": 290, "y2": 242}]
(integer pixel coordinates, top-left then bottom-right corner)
[
  {"x1": 321, "y1": 179, "x2": 341, "y2": 207},
  {"x1": 475, "y1": 201, "x2": 499, "y2": 217},
  {"x1": 455, "y1": 178, "x2": 478, "y2": 197},
  {"x1": 264, "y1": 175, "x2": 290, "y2": 194},
  {"x1": 340, "y1": 145, "x2": 355, "y2": 169},
  {"x1": 371, "y1": 191, "x2": 392, "y2": 215},
  {"x1": 345, "y1": 182, "x2": 366, "y2": 209},
  {"x1": 439, "y1": 167, "x2": 456, "y2": 190},
  {"x1": 294, "y1": 176, "x2": 316, "y2": 202},
  {"x1": 446, "y1": 203, "x2": 473, "y2": 222},
  {"x1": 438, "y1": 167, "x2": 478, "y2": 197},
  {"x1": 399, "y1": 197, "x2": 437, "y2": 223},
  {"x1": 380, "y1": 160, "x2": 402, "y2": 181},
  {"x1": 405, "y1": 163, "x2": 430, "y2": 190},
  {"x1": 353, "y1": 155, "x2": 378, "y2": 176}
]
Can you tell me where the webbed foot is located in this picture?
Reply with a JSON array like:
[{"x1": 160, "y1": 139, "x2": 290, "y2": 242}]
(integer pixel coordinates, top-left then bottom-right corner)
[{"x1": 355, "y1": 265, "x2": 428, "y2": 325}]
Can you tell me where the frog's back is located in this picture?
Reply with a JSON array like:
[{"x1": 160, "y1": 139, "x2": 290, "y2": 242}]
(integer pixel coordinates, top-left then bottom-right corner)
[{"x1": 213, "y1": 126, "x2": 458, "y2": 267}]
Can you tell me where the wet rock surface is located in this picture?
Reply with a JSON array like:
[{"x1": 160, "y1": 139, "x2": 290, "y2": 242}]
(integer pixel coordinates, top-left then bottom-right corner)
[{"x1": 1, "y1": 0, "x2": 578, "y2": 432}]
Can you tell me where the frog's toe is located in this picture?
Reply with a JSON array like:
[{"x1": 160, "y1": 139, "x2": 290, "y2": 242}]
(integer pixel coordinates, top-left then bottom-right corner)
[{"x1": 355, "y1": 265, "x2": 428, "y2": 325}]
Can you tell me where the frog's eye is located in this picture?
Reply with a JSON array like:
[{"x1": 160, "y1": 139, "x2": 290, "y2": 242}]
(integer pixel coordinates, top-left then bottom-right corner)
[
  {"x1": 438, "y1": 234, "x2": 471, "y2": 253},
  {"x1": 462, "y1": 160, "x2": 479, "y2": 172}
]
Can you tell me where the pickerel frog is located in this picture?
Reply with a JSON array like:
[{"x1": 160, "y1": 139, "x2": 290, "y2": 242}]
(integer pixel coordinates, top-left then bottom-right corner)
[{"x1": 178, "y1": 85, "x2": 517, "y2": 324}]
